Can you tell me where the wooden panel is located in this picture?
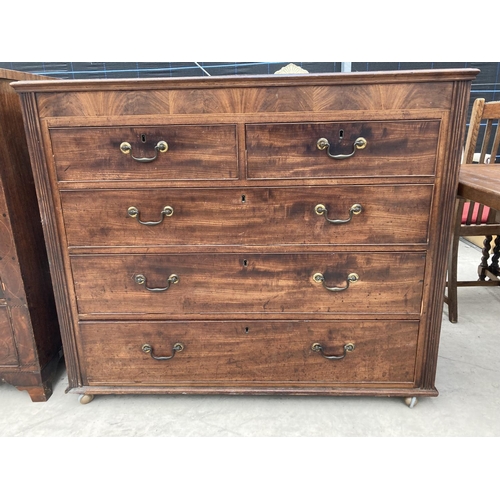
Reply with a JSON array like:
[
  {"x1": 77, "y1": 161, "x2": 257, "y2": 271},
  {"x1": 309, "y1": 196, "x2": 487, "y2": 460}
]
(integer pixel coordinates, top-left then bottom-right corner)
[
  {"x1": 34, "y1": 81, "x2": 455, "y2": 118},
  {"x1": 311, "y1": 82, "x2": 453, "y2": 112},
  {"x1": 37, "y1": 90, "x2": 171, "y2": 117},
  {"x1": 246, "y1": 120, "x2": 440, "y2": 179},
  {"x1": 170, "y1": 88, "x2": 244, "y2": 114},
  {"x1": 0, "y1": 306, "x2": 18, "y2": 366},
  {"x1": 50, "y1": 125, "x2": 238, "y2": 181},
  {"x1": 70, "y1": 252, "x2": 426, "y2": 316},
  {"x1": 61, "y1": 185, "x2": 433, "y2": 248},
  {"x1": 79, "y1": 320, "x2": 419, "y2": 385},
  {"x1": 0, "y1": 70, "x2": 61, "y2": 400}
]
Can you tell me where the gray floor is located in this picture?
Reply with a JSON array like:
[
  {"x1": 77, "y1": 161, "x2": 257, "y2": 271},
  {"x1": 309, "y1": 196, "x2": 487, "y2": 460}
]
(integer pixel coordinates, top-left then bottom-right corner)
[{"x1": 1, "y1": 239, "x2": 499, "y2": 437}]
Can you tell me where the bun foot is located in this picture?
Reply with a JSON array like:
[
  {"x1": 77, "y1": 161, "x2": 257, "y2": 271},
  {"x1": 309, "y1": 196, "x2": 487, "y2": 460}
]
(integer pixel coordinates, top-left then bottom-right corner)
[
  {"x1": 404, "y1": 396, "x2": 418, "y2": 408},
  {"x1": 78, "y1": 394, "x2": 94, "y2": 405}
]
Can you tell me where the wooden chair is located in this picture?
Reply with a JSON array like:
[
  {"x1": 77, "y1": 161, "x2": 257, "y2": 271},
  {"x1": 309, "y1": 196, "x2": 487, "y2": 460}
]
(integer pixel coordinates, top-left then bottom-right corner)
[{"x1": 445, "y1": 98, "x2": 500, "y2": 323}]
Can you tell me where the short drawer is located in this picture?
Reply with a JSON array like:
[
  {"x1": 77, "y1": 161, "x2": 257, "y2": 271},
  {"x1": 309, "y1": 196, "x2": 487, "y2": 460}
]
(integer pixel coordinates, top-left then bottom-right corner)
[
  {"x1": 70, "y1": 252, "x2": 425, "y2": 317},
  {"x1": 246, "y1": 120, "x2": 440, "y2": 179},
  {"x1": 50, "y1": 125, "x2": 238, "y2": 181},
  {"x1": 61, "y1": 185, "x2": 433, "y2": 248},
  {"x1": 79, "y1": 320, "x2": 419, "y2": 385}
]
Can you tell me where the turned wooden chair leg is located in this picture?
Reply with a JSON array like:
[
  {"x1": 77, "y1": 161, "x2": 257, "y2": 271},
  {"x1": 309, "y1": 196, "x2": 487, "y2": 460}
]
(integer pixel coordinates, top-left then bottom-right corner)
[
  {"x1": 489, "y1": 235, "x2": 500, "y2": 276},
  {"x1": 478, "y1": 235, "x2": 493, "y2": 280}
]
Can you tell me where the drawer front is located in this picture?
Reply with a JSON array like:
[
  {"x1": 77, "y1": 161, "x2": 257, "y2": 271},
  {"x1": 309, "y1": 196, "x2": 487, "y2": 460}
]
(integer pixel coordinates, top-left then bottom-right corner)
[
  {"x1": 50, "y1": 125, "x2": 238, "y2": 181},
  {"x1": 70, "y1": 252, "x2": 425, "y2": 316},
  {"x1": 79, "y1": 320, "x2": 418, "y2": 385},
  {"x1": 246, "y1": 120, "x2": 440, "y2": 179},
  {"x1": 61, "y1": 185, "x2": 432, "y2": 248}
]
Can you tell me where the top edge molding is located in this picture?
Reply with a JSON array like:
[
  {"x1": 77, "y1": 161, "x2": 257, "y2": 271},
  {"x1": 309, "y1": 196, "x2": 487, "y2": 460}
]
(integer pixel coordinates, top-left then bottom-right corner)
[{"x1": 10, "y1": 69, "x2": 480, "y2": 93}]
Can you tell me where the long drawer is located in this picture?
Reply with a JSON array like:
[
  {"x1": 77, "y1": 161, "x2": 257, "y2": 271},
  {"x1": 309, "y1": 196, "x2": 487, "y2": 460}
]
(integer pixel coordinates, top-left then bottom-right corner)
[
  {"x1": 79, "y1": 320, "x2": 419, "y2": 385},
  {"x1": 246, "y1": 120, "x2": 440, "y2": 179},
  {"x1": 70, "y1": 252, "x2": 426, "y2": 316},
  {"x1": 50, "y1": 125, "x2": 238, "y2": 182},
  {"x1": 61, "y1": 185, "x2": 433, "y2": 248}
]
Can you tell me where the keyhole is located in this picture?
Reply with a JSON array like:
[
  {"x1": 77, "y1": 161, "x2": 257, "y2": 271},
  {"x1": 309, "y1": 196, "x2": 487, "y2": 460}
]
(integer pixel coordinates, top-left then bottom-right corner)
[
  {"x1": 141, "y1": 134, "x2": 147, "y2": 143},
  {"x1": 245, "y1": 327, "x2": 249, "y2": 334},
  {"x1": 243, "y1": 259, "x2": 248, "y2": 267},
  {"x1": 339, "y1": 129, "x2": 344, "y2": 139},
  {"x1": 241, "y1": 194, "x2": 246, "y2": 203}
]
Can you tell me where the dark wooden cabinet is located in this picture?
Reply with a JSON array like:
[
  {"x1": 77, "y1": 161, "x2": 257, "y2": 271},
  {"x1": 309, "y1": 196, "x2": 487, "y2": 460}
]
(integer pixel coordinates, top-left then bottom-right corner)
[
  {"x1": 13, "y1": 69, "x2": 478, "y2": 405},
  {"x1": 0, "y1": 69, "x2": 61, "y2": 401}
]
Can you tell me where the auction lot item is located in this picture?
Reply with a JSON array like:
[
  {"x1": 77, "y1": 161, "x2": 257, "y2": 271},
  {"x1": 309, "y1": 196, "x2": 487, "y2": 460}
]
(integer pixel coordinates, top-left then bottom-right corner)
[{"x1": 13, "y1": 69, "x2": 478, "y2": 406}]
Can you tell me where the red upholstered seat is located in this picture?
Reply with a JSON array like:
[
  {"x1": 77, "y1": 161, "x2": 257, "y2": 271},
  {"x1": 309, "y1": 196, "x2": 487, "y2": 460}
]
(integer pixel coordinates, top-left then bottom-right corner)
[{"x1": 461, "y1": 202, "x2": 491, "y2": 224}]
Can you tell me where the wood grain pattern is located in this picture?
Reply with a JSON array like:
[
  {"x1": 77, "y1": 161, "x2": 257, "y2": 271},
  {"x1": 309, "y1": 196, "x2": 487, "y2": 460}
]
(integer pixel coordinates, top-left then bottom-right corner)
[
  {"x1": 70, "y1": 252, "x2": 425, "y2": 317},
  {"x1": 246, "y1": 120, "x2": 440, "y2": 179},
  {"x1": 458, "y1": 165, "x2": 500, "y2": 211},
  {"x1": 79, "y1": 320, "x2": 419, "y2": 385},
  {"x1": 18, "y1": 91, "x2": 77, "y2": 389},
  {"x1": 0, "y1": 70, "x2": 61, "y2": 401},
  {"x1": 312, "y1": 82, "x2": 453, "y2": 112},
  {"x1": 0, "y1": 306, "x2": 18, "y2": 365},
  {"x1": 31, "y1": 79, "x2": 457, "y2": 118},
  {"x1": 13, "y1": 69, "x2": 478, "y2": 401},
  {"x1": 60, "y1": 185, "x2": 433, "y2": 248},
  {"x1": 50, "y1": 125, "x2": 238, "y2": 181},
  {"x1": 38, "y1": 90, "x2": 171, "y2": 117},
  {"x1": 420, "y1": 80, "x2": 473, "y2": 389}
]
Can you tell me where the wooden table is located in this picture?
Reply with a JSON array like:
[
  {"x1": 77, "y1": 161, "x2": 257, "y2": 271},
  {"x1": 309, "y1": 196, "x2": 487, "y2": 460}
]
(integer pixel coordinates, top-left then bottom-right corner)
[
  {"x1": 458, "y1": 164, "x2": 500, "y2": 210},
  {"x1": 457, "y1": 163, "x2": 500, "y2": 285}
]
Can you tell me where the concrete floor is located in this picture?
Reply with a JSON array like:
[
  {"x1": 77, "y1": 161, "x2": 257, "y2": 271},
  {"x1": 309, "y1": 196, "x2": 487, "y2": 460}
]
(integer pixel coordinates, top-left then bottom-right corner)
[{"x1": 1, "y1": 239, "x2": 499, "y2": 437}]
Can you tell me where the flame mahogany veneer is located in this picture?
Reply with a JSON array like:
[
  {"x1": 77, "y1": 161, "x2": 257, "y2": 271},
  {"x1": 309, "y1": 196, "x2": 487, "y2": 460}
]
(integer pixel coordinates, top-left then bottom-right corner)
[{"x1": 13, "y1": 69, "x2": 478, "y2": 402}]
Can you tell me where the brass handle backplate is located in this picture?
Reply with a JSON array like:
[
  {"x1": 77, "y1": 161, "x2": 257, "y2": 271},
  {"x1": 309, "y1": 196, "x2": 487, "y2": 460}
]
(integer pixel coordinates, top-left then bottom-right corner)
[
  {"x1": 316, "y1": 137, "x2": 367, "y2": 160},
  {"x1": 311, "y1": 342, "x2": 355, "y2": 360},
  {"x1": 127, "y1": 206, "x2": 174, "y2": 226},
  {"x1": 134, "y1": 273, "x2": 179, "y2": 292},
  {"x1": 120, "y1": 140, "x2": 168, "y2": 163},
  {"x1": 142, "y1": 342, "x2": 184, "y2": 360},
  {"x1": 313, "y1": 272, "x2": 359, "y2": 292},
  {"x1": 315, "y1": 203, "x2": 362, "y2": 224}
]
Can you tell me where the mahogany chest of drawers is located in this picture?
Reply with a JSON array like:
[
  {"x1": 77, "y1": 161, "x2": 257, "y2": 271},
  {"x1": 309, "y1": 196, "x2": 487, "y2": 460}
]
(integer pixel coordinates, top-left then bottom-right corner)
[
  {"x1": 0, "y1": 69, "x2": 61, "y2": 401},
  {"x1": 13, "y1": 69, "x2": 478, "y2": 405}
]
